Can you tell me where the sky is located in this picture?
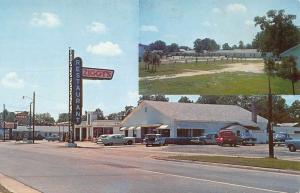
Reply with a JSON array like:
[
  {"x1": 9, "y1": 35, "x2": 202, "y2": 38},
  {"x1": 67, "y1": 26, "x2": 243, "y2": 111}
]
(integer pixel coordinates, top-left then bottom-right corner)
[
  {"x1": 140, "y1": 0, "x2": 300, "y2": 47},
  {"x1": 1, "y1": 0, "x2": 300, "y2": 120},
  {"x1": 0, "y1": 0, "x2": 139, "y2": 119}
]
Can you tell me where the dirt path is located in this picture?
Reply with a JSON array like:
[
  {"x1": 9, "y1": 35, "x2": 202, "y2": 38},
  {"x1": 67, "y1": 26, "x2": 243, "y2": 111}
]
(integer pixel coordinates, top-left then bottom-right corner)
[{"x1": 140, "y1": 62, "x2": 264, "y2": 81}]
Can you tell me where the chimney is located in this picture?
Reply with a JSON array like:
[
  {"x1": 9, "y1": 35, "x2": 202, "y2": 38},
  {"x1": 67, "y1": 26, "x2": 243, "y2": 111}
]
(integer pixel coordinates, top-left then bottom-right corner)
[{"x1": 251, "y1": 100, "x2": 257, "y2": 123}]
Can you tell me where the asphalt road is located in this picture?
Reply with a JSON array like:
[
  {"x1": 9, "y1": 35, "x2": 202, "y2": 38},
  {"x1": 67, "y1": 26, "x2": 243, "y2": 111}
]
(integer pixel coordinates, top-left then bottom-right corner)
[{"x1": 0, "y1": 142, "x2": 299, "y2": 193}]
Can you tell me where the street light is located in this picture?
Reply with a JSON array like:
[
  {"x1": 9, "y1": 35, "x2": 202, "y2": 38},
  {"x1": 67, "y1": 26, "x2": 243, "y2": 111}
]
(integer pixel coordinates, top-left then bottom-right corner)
[{"x1": 22, "y1": 92, "x2": 35, "y2": 143}]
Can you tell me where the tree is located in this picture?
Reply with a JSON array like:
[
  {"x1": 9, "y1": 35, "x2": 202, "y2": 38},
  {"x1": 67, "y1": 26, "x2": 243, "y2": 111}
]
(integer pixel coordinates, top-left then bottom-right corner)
[
  {"x1": 143, "y1": 51, "x2": 161, "y2": 72},
  {"x1": 179, "y1": 46, "x2": 191, "y2": 50},
  {"x1": 166, "y1": 43, "x2": 179, "y2": 53},
  {"x1": 178, "y1": 96, "x2": 193, "y2": 103},
  {"x1": 288, "y1": 100, "x2": 300, "y2": 122},
  {"x1": 194, "y1": 38, "x2": 220, "y2": 53},
  {"x1": 196, "y1": 96, "x2": 220, "y2": 104},
  {"x1": 148, "y1": 40, "x2": 167, "y2": 51},
  {"x1": 222, "y1": 43, "x2": 231, "y2": 50},
  {"x1": 138, "y1": 95, "x2": 169, "y2": 104},
  {"x1": 245, "y1": 44, "x2": 252, "y2": 49},
  {"x1": 107, "y1": 113, "x2": 119, "y2": 120},
  {"x1": 277, "y1": 56, "x2": 300, "y2": 95},
  {"x1": 232, "y1": 45, "x2": 238, "y2": 49},
  {"x1": 264, "y1": 58, "x2": 277, "y2": 158},
  {"x1": 35, "y1": 113, "x2": 55, "y2": 126},
  {"x1": 238, "y1": 41, "x2": 244, "y2": 49},
  {"x1": 57, "y1": 113, "x2": 69, "y2": 123},
  {"x1": 254, "y1": 9, "x2": 300, "y2": 56},
  {"x1": 94, "y1": 108, "x2": 105, "y2": 120},
  {"x1": 216, "y1": 96, "x2": 241, "y2": 105}
]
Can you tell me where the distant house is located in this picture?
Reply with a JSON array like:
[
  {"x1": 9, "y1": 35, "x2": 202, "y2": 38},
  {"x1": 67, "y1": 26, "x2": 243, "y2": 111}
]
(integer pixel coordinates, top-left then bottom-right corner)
[
  {"x1": 280, "y1": 44, "x2": 300, "y2": 69},
  {"x1": 0, "y1": 122, "x2": 17, "y2": 140},
  {"x1": 212, "y1": 49, "x2": 262, "y2": 58},
  {"x1": 121, "y1": 101, "x2": 268, "y2": 143},
  {"x1": 139, "y1": 44, "x2": 148, "y2": 58}
]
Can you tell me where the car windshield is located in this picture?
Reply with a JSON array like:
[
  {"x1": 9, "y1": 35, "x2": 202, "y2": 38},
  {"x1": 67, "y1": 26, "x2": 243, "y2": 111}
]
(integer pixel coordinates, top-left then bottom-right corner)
[
  {"x1": 275, "y1": 134, "x2": 286, "y2": 138},
  {"x1": 146, "y1": 135, "x2": 157, "y2": 139},
  {"x1": 241, "y1": 132, "x2": 252, "y2": 137}
]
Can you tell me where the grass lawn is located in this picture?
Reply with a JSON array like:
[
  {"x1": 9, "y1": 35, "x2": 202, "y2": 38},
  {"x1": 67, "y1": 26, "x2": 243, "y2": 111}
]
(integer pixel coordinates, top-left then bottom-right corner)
[
  {"x1": 139, "y1": 60, "x2": 262, "y2": 77},
  {"x1": 139, "y1": 72, "x2": 300, "y2": 95},
  {"x1": 168, "y1": 155, "x2": 300, "y2": 171}
]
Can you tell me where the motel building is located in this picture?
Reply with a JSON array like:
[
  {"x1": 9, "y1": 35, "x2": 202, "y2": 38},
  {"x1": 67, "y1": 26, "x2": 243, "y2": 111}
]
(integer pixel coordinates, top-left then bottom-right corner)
[{"x1": 120, "y1": 100, "x2": 269, "y2": 143}]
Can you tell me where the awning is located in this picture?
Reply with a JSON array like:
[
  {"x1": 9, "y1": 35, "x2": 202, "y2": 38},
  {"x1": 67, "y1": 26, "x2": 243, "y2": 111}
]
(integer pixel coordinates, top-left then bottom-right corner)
[
  {"x1": 128, "y1": 126, "x2": 135, "y2": 131},
  {"x1": 139, "y1": 124, "x2": 162, "y2": 127},
  {"x1": 157, "y1": 125, "x2": 169, "y2": 129},
  {"x1": 120, "y1": 127, "x2": 127, "y2": 131}
]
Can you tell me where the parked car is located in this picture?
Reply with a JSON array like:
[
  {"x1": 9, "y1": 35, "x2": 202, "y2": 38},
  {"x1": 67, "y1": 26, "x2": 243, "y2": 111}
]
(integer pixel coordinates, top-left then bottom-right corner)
[
  {"x1": 274, "y1": 133, "x2": 291, "y2": 142},
  {"x1": 45, "y1": 134, "x2": 60, "y2": 141},
  {"x1": 216, "y1": 130, "x2": 238, "y2": 147},
  {"x1": 97, "y1": 134, "x2": 135, "y2": 146},
  {"x1": 96, "y1": 135, "x2": 108, "y2": 144},
  {"x1": 144, "y1": 134, "x2": 166, "y2": 146},
  {"x1": 285, "y1": 139, "x2": 300, "y2": 152},
  {"x1": 239, "y1": 132, "x2": 256, "y2": 146},
  {"x1": 190, "y1": 133, "x2": 218, "y2": 145}
]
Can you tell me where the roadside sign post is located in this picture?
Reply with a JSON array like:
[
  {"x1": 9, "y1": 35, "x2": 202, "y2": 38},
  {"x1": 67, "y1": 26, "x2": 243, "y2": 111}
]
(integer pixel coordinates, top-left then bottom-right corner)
[{"x1": 66, "y1": 48, "x2": 114, "y2": 147}]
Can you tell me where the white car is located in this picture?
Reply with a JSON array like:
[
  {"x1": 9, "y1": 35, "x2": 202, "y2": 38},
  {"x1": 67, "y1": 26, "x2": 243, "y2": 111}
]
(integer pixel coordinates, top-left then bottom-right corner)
[{"x1": 97, "y1": 134, "x2": 135, "y2": 146}]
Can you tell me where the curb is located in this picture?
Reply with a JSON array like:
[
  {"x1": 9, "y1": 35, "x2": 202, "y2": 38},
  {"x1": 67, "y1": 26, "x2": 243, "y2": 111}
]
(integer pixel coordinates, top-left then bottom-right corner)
[
  {"x1": 0, "y1": 173, "x2": 41, "y2": 193},
  {"x1": 153, "y1": 156, "x2": 300, "y2": 176}
]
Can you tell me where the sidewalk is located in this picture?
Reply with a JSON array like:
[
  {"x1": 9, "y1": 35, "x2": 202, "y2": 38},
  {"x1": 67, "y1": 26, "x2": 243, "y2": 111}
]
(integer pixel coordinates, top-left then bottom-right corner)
[{"x1": 0, "y1": 173, "x2": 40, "y2": 193}]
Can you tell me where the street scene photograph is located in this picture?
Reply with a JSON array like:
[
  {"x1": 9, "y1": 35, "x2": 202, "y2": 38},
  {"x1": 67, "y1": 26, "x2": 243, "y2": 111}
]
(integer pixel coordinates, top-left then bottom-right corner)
[
  {"x1": 139, "y1": 0, "x2": 300, "y2": 95},
  {"x1": 1, "y1": 0, "x2": 300, "y2": 193}
]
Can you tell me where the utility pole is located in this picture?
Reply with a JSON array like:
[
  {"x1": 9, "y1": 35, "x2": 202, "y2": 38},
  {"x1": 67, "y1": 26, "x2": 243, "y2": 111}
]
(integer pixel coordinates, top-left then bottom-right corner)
[
  {"x1": 29, "y1": 102, "x2": 32, "y2": 140},
  {"x1": 267, "y1": 93, "x2": 274, "y2": 158},
  {"x1": 3, "y1": 104, "x2": 5, "y2": 142},
  {"x1": 32, "y1": 92, "x2": 35, "y2": 144}
]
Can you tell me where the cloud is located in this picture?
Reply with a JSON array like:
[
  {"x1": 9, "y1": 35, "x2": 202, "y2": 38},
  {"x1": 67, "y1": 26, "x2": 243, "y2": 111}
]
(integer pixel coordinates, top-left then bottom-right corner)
[
  {"x1": 226, "y1": 3, "x2": 247, "y2": 13},
  {"x1": 30, "y1": 12, "x2": 61, "y2": 28},
  {"x1": 1, "y1": 72, "x2": 25, "y2": 89},
  {"x1": 140, "y1": 25, "x2": 159, "y2": 32},
  {"x1": 86, "y1": 22, "x2": 108, "y2": 33},
  {"x1": 212, "y1": 8, "x2": 222, "y2": 14},
  {"x1": 86, "y1": 41, "x2": 122, "y2": 56}
]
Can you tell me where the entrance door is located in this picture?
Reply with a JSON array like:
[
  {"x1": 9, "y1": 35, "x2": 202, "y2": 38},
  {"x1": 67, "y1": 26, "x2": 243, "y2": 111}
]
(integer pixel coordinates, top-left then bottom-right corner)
[
  {"x1": 75, "y1": 128, "x2": 80, "y2": 141},
  {"x1": 82, "y1": 128, "x2": 87, "y2": 140}
]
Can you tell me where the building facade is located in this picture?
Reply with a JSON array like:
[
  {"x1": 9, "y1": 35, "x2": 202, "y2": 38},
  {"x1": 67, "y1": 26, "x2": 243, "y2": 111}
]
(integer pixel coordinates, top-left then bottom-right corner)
[
  {"x1": 121, "y1": 101, "x2": 268, "y2": 143},
  {"x1": 280, "y1": 44, "x2": 300, "y2": 69},
  {"x1": 74, "y1": 120, "x2": 122, "y2": 141}
]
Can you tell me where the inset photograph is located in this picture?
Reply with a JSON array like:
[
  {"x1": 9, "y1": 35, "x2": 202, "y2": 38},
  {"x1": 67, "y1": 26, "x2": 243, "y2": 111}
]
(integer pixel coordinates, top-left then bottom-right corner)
[{"x1": 139, "y1": 0, "x2": 300, "y2": 95}]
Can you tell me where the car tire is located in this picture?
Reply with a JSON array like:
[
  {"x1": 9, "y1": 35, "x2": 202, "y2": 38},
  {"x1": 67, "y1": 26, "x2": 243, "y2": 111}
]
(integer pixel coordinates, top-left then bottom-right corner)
[
  {"x1": 289, "y1": 145, "x2": 296, "y2": 152},
  {"x1": 234, "y1": 143, "x2": 237, "y2": 147},
  {"x1": 146, "y1": 144, "x2": 149, "y2": 147},
  {"x1": 127, "y1": 140, "x2": 133, "y2": 145},
  {"x1": 252, "y1": 143, "x2": 255, "y2": 146}
]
